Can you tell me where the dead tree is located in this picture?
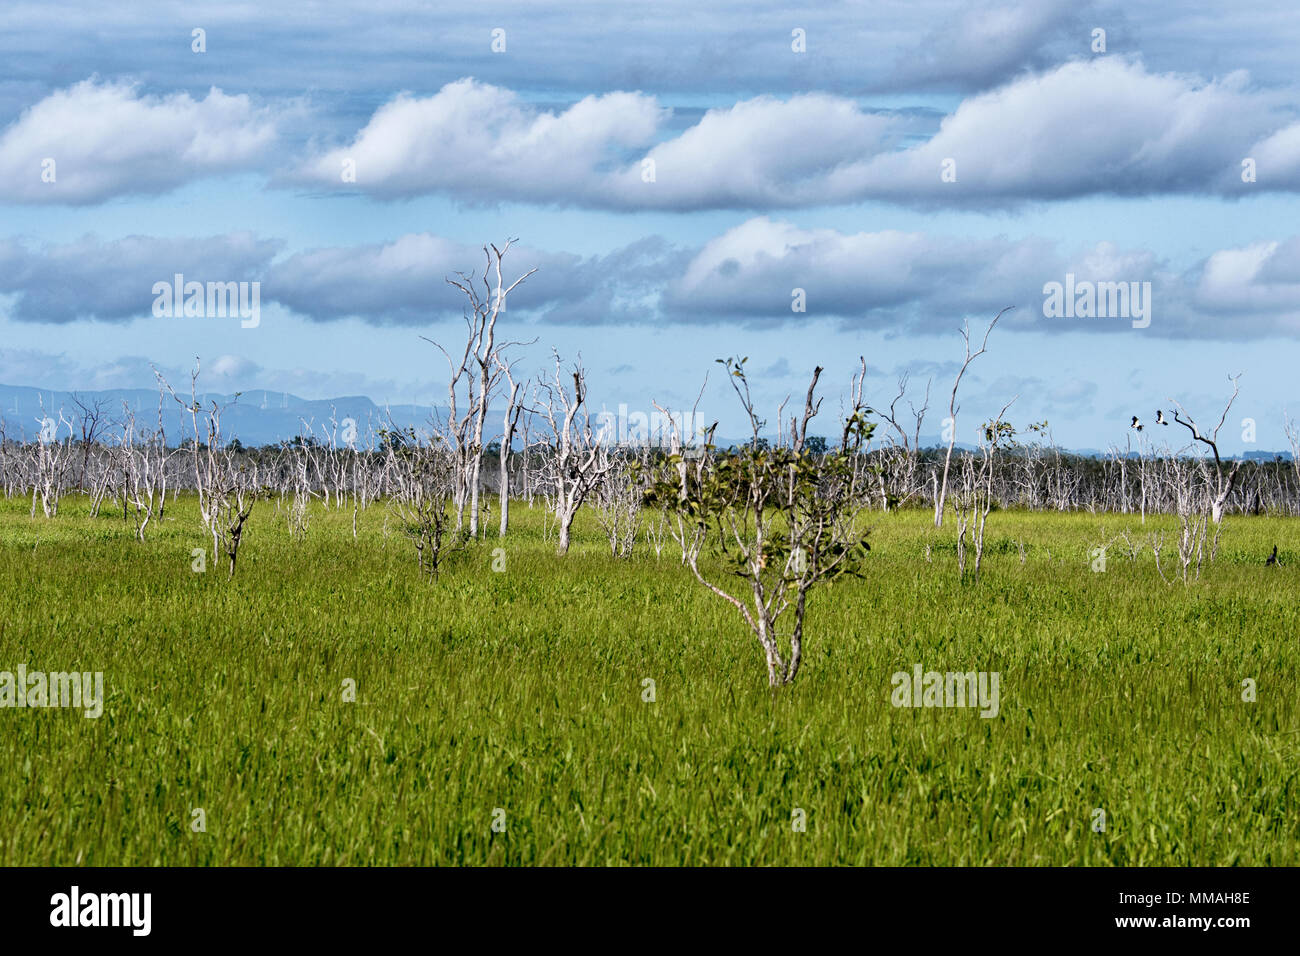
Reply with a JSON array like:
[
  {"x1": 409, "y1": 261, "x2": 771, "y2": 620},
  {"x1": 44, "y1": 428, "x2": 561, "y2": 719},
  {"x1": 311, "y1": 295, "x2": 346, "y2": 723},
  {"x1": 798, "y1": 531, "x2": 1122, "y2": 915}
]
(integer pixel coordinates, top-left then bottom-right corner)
[
  {"x1": 875, "y1": 366, "x2": 931, "y2": 508},
  {"x1": 157, "y1": 361, "x2": 259, "y2": 577},
  {"x1": 593, "y1": 448, "x2": 643, "y2": 557},
  {"x1": 1282, "y1": 412, "x2": 1300, "y2": 516},
  {"x1": 71, "y1": 395, "x2": 110, "y2": 492},
  {"x1": 1169, "y1": 374, "x2": 1243, "y2": 524},
  {"x1": 1160, "y1": 451, "x2": 1213, "y2": 583},
  {"x1": 650, "y1": 383, "x2": 714, "y2": 562},
  {"x1": 119, "y1": 398, "x2": 172, "y2": 541},
  {"x1": 536, "y1": 353, "x2": 613, "y2": 555},
  {"x1": 31, "y1": 400, "x2": 74, "y2": 517},
  {"x1": 430, "y1": 240, "x2": 536, "y2": 537},
  {"x1": 496, "y1": 357, "x2": 528, "y2": 538},
  {"x1": 950, "y1": 398, "x2": 1017, "y2": 582},
  {"x1": 386, "y1": 426, "x2": 462, "y2": 577},
  {"x1": 935, "y1": 308, "x2": 1009, "y2": 527}
]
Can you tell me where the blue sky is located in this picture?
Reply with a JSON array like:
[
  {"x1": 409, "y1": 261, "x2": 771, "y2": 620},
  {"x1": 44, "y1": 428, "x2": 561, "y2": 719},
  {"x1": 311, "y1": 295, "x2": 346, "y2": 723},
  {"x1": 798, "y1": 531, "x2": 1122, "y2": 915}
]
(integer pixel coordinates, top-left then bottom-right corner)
[{"x1": 1, "y1": 0, "x2": 1299, "y2": 451}]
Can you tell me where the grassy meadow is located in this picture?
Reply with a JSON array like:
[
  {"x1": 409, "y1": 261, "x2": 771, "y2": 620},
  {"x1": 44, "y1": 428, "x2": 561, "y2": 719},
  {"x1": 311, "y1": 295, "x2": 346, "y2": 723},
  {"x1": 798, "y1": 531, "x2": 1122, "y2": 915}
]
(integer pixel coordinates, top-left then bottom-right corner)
[{"x1": 0, "y1": 493, "x2": 1297, "y2": 865}]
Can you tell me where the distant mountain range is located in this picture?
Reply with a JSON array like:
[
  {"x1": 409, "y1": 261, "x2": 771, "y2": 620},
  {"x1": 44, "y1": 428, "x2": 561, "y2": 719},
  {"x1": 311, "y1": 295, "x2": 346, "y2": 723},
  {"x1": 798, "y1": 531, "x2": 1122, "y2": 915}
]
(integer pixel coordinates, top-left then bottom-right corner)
[
  {"x1": 0, "y1": 383, "x2": 439, "y2": 447},
  {"x1": 0, "y1": 382, "x2": 1293, "y2": 460}
]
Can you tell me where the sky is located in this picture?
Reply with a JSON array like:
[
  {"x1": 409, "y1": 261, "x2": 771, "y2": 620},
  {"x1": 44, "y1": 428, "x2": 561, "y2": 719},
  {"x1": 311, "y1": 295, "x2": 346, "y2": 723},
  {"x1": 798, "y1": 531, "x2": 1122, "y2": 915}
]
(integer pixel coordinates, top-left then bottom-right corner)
[{"x1": 1, "y1": 0, "x2": 1299, "y2": 451}]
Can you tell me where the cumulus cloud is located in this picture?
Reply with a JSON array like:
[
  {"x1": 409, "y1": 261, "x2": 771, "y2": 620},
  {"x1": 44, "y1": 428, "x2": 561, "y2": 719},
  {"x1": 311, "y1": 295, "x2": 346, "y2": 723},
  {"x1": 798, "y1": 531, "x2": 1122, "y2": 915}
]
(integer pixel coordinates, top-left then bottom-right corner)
[
  {"x1": 296, "y1": 78, "x2": 665, "y2": 203},
  {"x1": 0, "y1": 224, "x2": 1297, "y2": 341},
  {"x1": 1189, "y1": 238, "x2": 1300, "y2": 334},
  {"x1": 205, "y1": 354, "x2": 261, "y2": 382},
  {"x1": 8, "y1": 60, "x2": 1298, "y2": 209},
  {"x1": 0, "y1": 234, "x2": 280, "y2": 322},
  {"x1": 265, "y1": 234, "x2": 528, "y2": 322},
  {"x1": 0, "y1": 79, "x2": 281, "y2": 203},
  {"x1": 663, "y1": 217, "x2": 1061, "y2": 329},
  {"x1": 295, "y1": 79, "x2": 919, "y2": 208},
  {"x1": 266, "y1": 233, "x2": 690, "y2": 326},
  {"x1": 664, "y1": 218, "x2": 1300, "y2": 340},
  {"x1": 293, "y1": 60, "x2": 1300, "y2": 209},
  {"x1": 889, "y1": 0, "x2": 1087, "y2": 91},
  {"x1": 4, "y1": 1, "x2": 1300, "y2": 109},
  {"x1": 835, "y1": 58, "x2": 1291, "y2": 205},
  {"x1": 1247, "y1": 121, "x2": 1300, "y2": 188},
  {"x1": 262, "y1": 218, "x2": 1295, "y2": 341},
  {"x1": 609, "y1": 94, "x2": 914, "y2": 208}
]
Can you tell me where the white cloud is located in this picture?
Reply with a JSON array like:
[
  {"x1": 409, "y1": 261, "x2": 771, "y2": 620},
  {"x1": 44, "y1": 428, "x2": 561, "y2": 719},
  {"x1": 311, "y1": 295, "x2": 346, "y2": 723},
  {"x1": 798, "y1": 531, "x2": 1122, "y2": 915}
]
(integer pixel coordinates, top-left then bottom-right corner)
[
  {"x1": 296, "y1": 61, "x2": 1300, "y2": 209},
  {"x1": 6, "y1": 59, "x2": 1298, "y2": 209},
  {"x1": 0, "y1": 79, "x2": 281, "y2": 203},
  {"x1": 664, "y1": 217, "x2": 1060, "y2": 328},
  {"x1": 840, "y1": 58, "x2": 1288, "y2": 204},
  {"x1": 1, "y1": 223, "x2": 1297, "y2": 341},
  {"x1": 612, "y1": 94, "x2": 909, "y2": 208},
  {"x1": 889, "y1": 0, "x2": 1084, "y2": 90},
  {"x1": 1193, "y1": 239, "x2": 1300, "y2": 331},
  {"x1": 0, "y1": 233, "x2": 280, "y2": 321},
  {"x1": 1249, "y1": 121, "x2": 1300, "y2": 187},
  {"x1": 665, "y1": 218, "x2": 1300, "y2": 339},
  {"x1": 298, "y1": 78, "x2": 664, "y2": 202},
  {"x1": 265, "y1": 233, "x2": 587, "y2": 322}
]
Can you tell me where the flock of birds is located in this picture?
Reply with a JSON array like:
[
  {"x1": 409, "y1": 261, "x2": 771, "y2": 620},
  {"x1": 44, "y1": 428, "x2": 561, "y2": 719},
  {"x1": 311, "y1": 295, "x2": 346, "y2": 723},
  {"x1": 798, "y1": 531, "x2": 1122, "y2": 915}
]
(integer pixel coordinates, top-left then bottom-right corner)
[{"x1": 1130, "y1": 409, "x2": 1169, "y2": 432}]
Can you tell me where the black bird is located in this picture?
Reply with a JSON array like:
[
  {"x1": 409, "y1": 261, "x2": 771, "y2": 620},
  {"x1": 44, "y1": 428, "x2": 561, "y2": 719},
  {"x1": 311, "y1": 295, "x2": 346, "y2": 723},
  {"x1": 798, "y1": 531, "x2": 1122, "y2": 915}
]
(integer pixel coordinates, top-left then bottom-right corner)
[
  {"x1": 1266, "y1": 545, "x2": 1279, "y2": 566},
  {"x1": 1130, "y1": 416, "x2": 1143, "y2": 432},
  {"x1": 1156, "y1": 409, "x2": 1168, "y2": 426}
]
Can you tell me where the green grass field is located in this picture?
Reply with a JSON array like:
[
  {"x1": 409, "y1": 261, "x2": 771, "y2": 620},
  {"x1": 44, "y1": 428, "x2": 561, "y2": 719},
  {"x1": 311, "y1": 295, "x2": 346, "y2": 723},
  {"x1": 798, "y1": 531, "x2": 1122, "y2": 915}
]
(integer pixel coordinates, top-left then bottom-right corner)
[{"x1": 0, "y1": 494, "x2": 1296, "y2": 865}]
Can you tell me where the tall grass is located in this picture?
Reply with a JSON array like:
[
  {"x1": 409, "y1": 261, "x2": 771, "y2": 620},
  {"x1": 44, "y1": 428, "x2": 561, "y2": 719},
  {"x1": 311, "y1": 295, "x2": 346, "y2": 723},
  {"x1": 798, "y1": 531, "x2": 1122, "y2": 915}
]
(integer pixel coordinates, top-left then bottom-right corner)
[{"x1": 0, "y1": 496, "x2": 1296, "y2": 865}]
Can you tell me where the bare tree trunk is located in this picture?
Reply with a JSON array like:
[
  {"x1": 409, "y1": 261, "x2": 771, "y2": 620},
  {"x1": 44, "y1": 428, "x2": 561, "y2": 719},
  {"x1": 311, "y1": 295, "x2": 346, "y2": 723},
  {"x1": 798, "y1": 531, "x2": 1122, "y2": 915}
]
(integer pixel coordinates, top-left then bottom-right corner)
[{"x1": 935, "y1": 308, "x2": 1008, "y2": 527}]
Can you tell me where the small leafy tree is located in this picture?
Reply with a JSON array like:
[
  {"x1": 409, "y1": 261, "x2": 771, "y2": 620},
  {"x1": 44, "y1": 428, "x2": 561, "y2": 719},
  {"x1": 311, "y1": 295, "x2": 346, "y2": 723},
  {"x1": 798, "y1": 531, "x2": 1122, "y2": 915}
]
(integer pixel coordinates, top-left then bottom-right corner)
[{"x1": 645, "y1": 357, "x2": 873, "y2": 688}]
